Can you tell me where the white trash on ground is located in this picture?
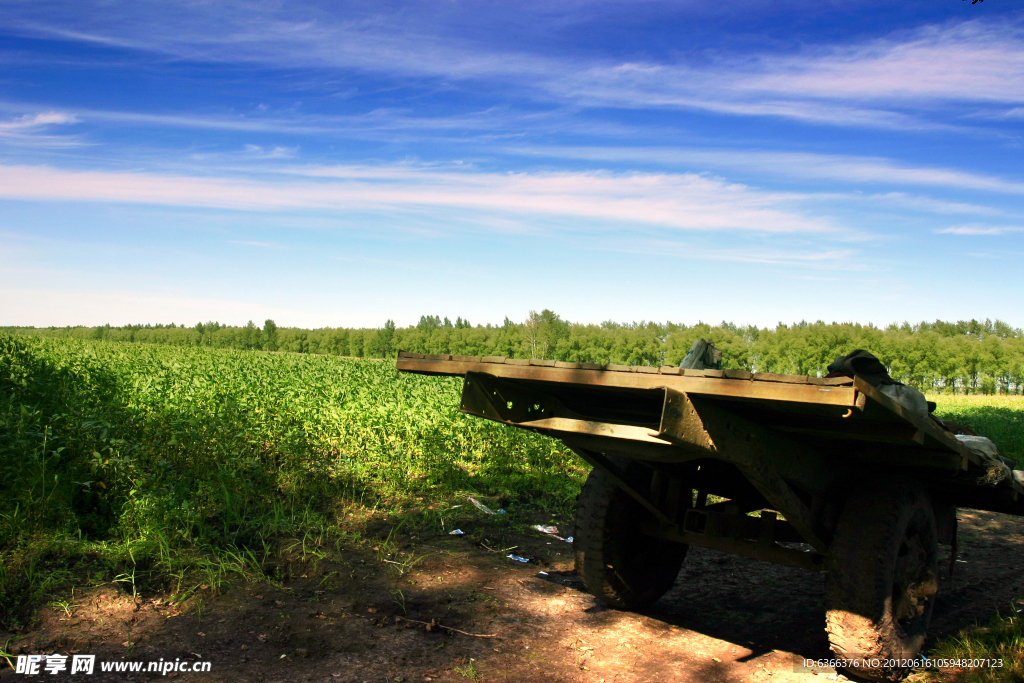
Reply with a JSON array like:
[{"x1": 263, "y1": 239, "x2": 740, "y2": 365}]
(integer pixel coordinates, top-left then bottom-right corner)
[
  {"x1": 467, "y1": 497, "x2": 506, "y2": 515},
  {"x1": 531, "y1": 524, "x2": 572, "y2": 543}
]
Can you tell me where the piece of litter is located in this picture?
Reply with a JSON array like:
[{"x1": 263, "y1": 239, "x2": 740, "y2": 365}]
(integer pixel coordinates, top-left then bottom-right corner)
[
  {"x1": 468, "y1": 497, "x2": 498, "y2": 514},
  {"x1": 532, "y1": 524, "x2": 572, "y2": 542},
  {"x1": 451, "y1": 504, "x2": 462, "y2": 508},
  {"x1": 507, "y1": 554, "x2": 530, "y2": 563},
  {"x1": 449, "y1": 529, "x2": 465, "y2": 535},
  {"x1": 538, "y1": 571, "x2": 549, "y2": 576}
]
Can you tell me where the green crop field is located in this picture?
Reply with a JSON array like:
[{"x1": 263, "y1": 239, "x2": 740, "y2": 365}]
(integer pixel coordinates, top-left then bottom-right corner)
[
  {"x1": 0, "y1": 334, "x2": 584, "y2": 627},
  {"x1": 2, "y1": 334, "x2": 1023, "y2": 677},
  {"x1": 928, "y1": 394, "x2": 1024, "y2": 468}
]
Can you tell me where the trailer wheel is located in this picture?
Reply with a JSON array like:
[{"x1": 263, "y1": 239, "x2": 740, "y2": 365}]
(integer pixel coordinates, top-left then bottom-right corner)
[
  {"x1": 573, "y1": 466, "x2": 687, "y2": 609},
  {"x1": 825, "y1": 481, "x2": 939, "y2": 682}
]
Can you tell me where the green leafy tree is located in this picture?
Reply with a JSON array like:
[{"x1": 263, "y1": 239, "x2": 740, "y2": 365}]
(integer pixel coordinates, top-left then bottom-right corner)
[
  {"x1": 240, "y1": 320, "x2": 259, "y2": 350},
  {"x1": 262, "y1": 319, "x2": 278, "y2": 352},
  {"x1": 376, "y1": 319, "x2": 397, "y2": 358}
]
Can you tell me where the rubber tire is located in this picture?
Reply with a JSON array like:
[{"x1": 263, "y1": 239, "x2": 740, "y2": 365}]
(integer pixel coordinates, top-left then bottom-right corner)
[
  {"x1": 573, "y1": 466, "x2": 687, "y2": 609},
  {"x1": 825, "y1": 481, "x2": 939, "y2": 682}
]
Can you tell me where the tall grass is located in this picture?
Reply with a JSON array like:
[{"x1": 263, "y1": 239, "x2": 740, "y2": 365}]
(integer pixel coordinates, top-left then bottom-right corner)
[
  {"x1": 0, "y1": 334, "x2": 585, "y2": 626},
  {"x1": 914, "y1": 603, "x2": 1024, "y2": 683}
]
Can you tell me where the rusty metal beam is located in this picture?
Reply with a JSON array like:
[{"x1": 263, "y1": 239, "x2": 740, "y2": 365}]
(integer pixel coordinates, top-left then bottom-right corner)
[
  {"x1": 568, "y1": 448, "x2": 675, "y2": 526},
  {"x1": 459, "y1": 371, "x2": 572, "y2": 423},
  {"x1": 655, "y1": 388, "x2": 831, "y2": 553},
  {"x1": 460, "y1": 372, "x2": 704, "y2": 461},
  {"x1": 399, "y1": 356, "x2": 858, "y2": 408},
  {"x1": 518, "y1": 417, "x2": 674, "y2": 445}
]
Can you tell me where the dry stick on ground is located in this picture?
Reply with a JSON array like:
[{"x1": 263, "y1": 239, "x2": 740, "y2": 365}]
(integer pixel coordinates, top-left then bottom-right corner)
[
  {"x1": 479, "y1": 543, "x2": 517, "y2": 554},
  {"x1": 395, "y1": 616, "x2": 500, "y2": 639}
]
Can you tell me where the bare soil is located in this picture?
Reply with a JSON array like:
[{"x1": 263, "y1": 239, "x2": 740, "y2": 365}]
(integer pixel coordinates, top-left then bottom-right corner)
[{"x1": 3, "y1": 509, "x2": 1022, "y2": 683}]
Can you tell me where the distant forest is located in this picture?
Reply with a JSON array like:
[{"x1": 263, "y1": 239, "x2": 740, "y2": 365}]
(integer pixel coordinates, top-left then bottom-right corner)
[{"x1": 6, "y1": 312, "x2": 1024, "y2": 394}]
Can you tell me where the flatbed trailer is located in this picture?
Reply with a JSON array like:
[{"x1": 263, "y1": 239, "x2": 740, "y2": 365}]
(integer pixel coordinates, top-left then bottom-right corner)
[{"x1": 396, "y1": 351, "x2": 1024, "y2": 682}]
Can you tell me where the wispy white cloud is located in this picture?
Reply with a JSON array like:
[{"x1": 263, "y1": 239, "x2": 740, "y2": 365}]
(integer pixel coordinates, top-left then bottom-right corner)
[
  {"x1": 0, "y1": 111, "x2": 78, "y2": 131},
  {"x1": 864, "y1": 193, "x2": 1011, "y2": 218},
  {"x1": 0, "y1": 110, "x2": 82, "y2": 147},
  {"x1": 504, "y1": 145, "x2": 1024, "y2": 196},
  {"x1": 0, "y1": 162, "x2": 838, "y2": 235},
  {"x1": 0, "y1": 102, "x2": 542, "y2": 144},
  {"x1": 737, "y1": 21, "x2": 1024, "y2": 104},
  {"x1": 610, "y1": 238, "x2": 860, "y2": 268},
  {"x1": 936, "y1": 224, "x2": 1024, "y2": 235},
  {"x1": 226, "y1": 239, "x2": 287, "y2": 248},
  {"x1": 242, "y1": 144, "x2": 298, "y2": 159}
]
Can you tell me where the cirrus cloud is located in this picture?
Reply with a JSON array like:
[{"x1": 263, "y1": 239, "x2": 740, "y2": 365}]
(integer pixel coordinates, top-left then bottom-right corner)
[
  {"x1": 936, "y1": 224, "x2": 1024, "y2": 235},
  {"x1": 0, "y1": 162, "x2": 839, "y2": 235}
]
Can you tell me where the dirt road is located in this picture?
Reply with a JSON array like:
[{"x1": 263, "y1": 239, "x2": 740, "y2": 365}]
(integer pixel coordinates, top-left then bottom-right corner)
[{"x1": 3, "y1": 509, "x2": 1022, "y2": 682}]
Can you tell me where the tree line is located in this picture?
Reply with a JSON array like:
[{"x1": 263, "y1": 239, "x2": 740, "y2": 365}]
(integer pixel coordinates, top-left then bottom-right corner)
[{"x1": 5, "y1": 312, "x2": 1024, "y2": 394}]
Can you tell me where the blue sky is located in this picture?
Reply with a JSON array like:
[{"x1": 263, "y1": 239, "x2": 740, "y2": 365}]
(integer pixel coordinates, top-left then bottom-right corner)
[{"x1": 1, "y1": 0, "x2": 1021, "y2": 328}]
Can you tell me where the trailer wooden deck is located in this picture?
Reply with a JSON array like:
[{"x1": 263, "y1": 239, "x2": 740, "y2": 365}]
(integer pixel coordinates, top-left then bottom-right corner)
[{"x1": 396, "y1": 351, "x2": 1023, "y2": 514}]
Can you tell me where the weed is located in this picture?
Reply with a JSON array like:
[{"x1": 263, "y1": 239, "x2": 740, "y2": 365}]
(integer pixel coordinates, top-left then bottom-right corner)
[
  {"x1": 391, "y1": 589, "x2": 407, "y2": 615},
  {"x1": 49, "y1": 599, "x2": 73, "y2": 617},
  {"x1": 454, "y1": 659, "x2": 481, "y2": 680},
  {"x1": 0, "y1": 639, "x2": 15, "y2": 670},
  {"x1": 286, "y1": 532, "x2": 328, "y2": 566},
  {"x1": 113, "y1": 554, "x2": 138, "y2": 599},
  {"x1": 387, "y1": 550, "x2": 429, "y2": 578}
]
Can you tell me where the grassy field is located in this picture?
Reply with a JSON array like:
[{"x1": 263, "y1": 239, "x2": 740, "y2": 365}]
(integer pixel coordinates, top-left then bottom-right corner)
[
  {"x1": 0, "y1": 334, "x2": 585, "y2": 628},
  {"x1": 930, "y1": 394, "x2": 1024, "y2": 468},
  {"x1": 2, "y1": 335, "x2": 1022, "y2": 681}
]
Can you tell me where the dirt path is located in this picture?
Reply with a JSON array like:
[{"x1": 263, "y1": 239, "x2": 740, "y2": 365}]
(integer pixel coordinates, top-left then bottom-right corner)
[{"x1": 4, "y1": 509, "x2": 1023, "y2": 683}]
